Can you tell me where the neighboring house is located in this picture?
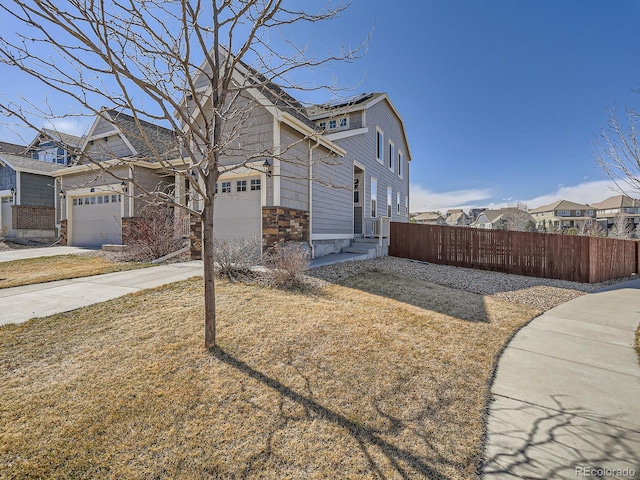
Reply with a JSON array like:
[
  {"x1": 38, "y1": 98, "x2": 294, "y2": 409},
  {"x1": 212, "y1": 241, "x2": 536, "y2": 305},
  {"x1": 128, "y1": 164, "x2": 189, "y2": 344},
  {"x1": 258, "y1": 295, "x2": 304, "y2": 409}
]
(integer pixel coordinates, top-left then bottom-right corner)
[
  {"x1": 26, "y1": 129, "x2": 84, "y2": 166},
  {"x1": 0, "y1": 141, "x2": 27, "y2": 155},
  {"x1": 529, "y1": 200, "x2": 595, "y2": 230},
  {"x1": 591, "y1": 194, "x2": 640, "y2": 234},
  {"x1": 468, "y1": 207, "x2": 486, "y2": 223},
  {"x1": 413, "y1": 212, "x2": 446, "y2": 225},
  {"x1": 53, "y1": 108, "x2": 180, "y2": 247},
  {"x1": 0, "y1": 153, "x2": 59, "y2": 238},
  {"x1": 471, "y1": 207, "x2": 535, "y2": 230},
  {"x1": 446, "y1": 210, "x2": 470, "y2": 227}
]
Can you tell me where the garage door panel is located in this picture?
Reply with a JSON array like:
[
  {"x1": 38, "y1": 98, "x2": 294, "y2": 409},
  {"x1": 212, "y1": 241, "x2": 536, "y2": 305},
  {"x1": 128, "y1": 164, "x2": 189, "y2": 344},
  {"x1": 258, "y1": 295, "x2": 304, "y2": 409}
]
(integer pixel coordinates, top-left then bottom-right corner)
[
  {"x1": 71, "y1": 195, "x2": 122, "y2": 247},
  {"x1": 213, "y1": 189, "x2": 261, "y2": 240}
]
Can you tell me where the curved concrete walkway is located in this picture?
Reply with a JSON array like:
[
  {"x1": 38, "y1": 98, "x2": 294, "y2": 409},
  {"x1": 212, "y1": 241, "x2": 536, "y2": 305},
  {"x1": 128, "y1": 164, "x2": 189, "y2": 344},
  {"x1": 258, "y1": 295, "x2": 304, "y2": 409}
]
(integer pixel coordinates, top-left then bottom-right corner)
[
  {"x1": 0, "y1": 246, "x2": 97, "y2": 263},
  {"x1": 483, "y1": 278, "x2": 640, "y2": 479},
  {"x1": 0, "y1": 261, "x2": 203, "y2": 326}
]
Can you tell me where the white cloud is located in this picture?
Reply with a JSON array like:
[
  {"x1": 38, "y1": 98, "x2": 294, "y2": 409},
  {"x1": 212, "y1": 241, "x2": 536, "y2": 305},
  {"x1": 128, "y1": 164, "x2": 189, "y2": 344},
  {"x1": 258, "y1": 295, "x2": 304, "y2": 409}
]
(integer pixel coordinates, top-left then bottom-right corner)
[
  {"x1": 44, "y1": 118, "x2": 90, "y2": 137},
  {"x1": 520, "y1": 180, "x2": 622, "y2": 208},
  {"x1": 409, "y1": 179, "x2": 627, "y2": 214},
  {"x1": 409, "y1": 183, "x2": 493, "y2": 212}
]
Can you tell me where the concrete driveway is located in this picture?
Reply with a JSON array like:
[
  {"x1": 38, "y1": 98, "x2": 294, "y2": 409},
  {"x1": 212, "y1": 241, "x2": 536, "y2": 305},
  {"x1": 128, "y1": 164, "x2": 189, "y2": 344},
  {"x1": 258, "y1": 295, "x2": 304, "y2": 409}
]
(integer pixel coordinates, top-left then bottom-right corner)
[
  {"x1": 483, "y1": 278, "x2": 640, "y2": 479},
  {"x1": 0, "y1": 261, "x2": 204, "y2": 326},
  {"x1": 0, "y1": 246, "x2": 97, "y2": 263}
]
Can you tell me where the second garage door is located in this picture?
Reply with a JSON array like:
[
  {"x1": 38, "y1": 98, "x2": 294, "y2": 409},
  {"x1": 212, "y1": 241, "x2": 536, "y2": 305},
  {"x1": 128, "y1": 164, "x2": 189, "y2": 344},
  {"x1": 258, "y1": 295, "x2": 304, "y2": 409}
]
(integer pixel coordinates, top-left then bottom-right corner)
[{"x1": 213, "y1": 178, "x2": 261, "y2": 240}]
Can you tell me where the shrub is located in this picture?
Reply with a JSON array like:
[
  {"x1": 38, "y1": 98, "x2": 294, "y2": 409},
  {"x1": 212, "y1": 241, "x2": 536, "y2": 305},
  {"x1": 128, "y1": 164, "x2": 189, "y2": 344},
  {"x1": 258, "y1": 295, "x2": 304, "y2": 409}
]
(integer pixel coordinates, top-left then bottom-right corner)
[
  {"x1": 263, "y1": 242, "x2": 311, "y2": 290},
  {"x1": 122, "y1": 204, "x2": 184, "y2": 262},
  {"x1": 211, "y1": 236, "x2": 262, "y2": 281}
]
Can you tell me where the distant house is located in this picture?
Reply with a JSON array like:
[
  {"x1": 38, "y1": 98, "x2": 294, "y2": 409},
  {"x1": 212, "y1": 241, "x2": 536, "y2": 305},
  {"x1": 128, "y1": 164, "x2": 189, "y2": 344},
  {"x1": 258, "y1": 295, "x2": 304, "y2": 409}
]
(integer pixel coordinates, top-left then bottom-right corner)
[
  {"x1": 446, "y1": 210, "x2": 470, "y2": 227},
  {"x1": 468, "y1": 207, "x2": 486, "y2": 223},
  {"x1": 413, "y1": 212, "x2": 446, "y2": 225},
  {"x1": 529, "y1": 200, "x2": 595, "y2": 231},
  {"x1": 591, "y1": 194, "x2": 640, "y2": 234},
  {"x1": 26, "y1": 129, "x2": 84, "y2": 166},
  {"x1": 472, "y1": 207, "x2": 535, "y2": 230},
  {"x1": 0, "y1": 153, "x2": 59, "y2": 239}
]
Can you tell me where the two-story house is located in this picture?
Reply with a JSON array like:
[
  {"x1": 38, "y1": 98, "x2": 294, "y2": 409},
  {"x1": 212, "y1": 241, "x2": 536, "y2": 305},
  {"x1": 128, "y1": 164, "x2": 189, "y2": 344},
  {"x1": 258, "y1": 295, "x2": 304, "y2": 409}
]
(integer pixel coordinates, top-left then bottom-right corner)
[
  {"x1": 412, "y1": 212, "x2": 446, "y2": 225},
  {"x1": 53, "y1": 84, "x2": 411, "y2": 257},
  {"x1": 529, "y1": 199, "x2": 595, "y2": 231},
  {"x1": 591, "y1": 194, "x2": 640, "y2": 234}
]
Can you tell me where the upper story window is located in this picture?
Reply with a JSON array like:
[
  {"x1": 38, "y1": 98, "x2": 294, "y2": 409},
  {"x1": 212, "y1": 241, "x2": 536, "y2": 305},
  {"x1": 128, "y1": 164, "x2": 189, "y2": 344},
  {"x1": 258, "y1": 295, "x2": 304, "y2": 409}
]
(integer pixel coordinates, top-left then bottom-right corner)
[
  {"x1": 388, "y1": 141, "x2": 395, "y2": 171},
  {"x1": 398, "y1": 151, "x2": 403, "y2": 178},
  {"x1": 557, "y1": 210, "x2": 570, "y2": 216},
  {"x1": 586, "y1": 210, "x2": 594, "y2": 216},
  {"x1": 575, "y1": 210, "x2": 581, "y2": 216},
  {"x1": 376, "y1": 128, "x2": 384, "y2": 163},
  {"x1": 339, "y1": 117, "x2": 348, "y2": 128},
  {"x1": 317, "y1": 121, "x2": 327, "y2": 131},
  {"x1": 329, "y1": 119, "x2": 337, "y2": 129}
]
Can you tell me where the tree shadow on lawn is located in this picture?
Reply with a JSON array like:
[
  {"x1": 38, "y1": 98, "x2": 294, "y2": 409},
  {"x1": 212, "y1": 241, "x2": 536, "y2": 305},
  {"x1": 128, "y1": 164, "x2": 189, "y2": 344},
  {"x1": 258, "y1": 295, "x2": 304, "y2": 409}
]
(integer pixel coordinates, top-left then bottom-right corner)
[
  {"x1": 213, "y1": 347, "x2": 456, "y2": 480},
  {"x1": 336, "y1": 269, "x2": 492, "y2": 324}
]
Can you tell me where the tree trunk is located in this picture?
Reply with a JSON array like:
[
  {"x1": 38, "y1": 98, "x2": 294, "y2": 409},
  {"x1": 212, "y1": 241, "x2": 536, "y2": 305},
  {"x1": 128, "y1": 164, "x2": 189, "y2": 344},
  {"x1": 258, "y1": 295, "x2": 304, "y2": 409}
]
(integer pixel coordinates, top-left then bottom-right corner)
[{"x1": 202, "y1": 189, "x2": 216, "y2": 349}]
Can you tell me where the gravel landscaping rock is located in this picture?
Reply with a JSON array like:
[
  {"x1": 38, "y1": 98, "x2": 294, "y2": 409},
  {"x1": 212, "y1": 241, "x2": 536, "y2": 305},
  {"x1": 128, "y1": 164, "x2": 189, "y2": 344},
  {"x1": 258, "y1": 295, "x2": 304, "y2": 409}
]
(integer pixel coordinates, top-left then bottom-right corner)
[{"x1": 308, "y1": 256, "x2": 634, "y2": 311}]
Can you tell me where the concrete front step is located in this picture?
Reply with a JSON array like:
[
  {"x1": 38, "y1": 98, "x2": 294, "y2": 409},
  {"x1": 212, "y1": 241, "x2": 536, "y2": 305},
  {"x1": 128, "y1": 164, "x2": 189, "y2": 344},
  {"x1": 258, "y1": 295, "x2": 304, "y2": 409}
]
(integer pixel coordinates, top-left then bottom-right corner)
[{"x1": 342, "y1": 246, "x2": 377, "y2": 259}]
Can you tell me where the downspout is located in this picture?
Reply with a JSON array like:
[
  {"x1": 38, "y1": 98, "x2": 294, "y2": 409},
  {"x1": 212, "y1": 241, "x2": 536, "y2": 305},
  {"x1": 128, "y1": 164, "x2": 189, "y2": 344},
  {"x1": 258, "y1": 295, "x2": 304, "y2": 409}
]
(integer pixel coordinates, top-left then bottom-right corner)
[{"x1": 308, "y1": 138, "x2": 320, "y2": 259}]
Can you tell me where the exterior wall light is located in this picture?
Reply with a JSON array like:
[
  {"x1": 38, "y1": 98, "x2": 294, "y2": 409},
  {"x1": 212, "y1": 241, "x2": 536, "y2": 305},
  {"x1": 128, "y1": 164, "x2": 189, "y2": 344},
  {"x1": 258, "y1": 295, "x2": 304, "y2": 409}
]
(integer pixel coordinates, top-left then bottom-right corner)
[{"x1": 263, "y1": 159, "x2": 272, "y2": 177}]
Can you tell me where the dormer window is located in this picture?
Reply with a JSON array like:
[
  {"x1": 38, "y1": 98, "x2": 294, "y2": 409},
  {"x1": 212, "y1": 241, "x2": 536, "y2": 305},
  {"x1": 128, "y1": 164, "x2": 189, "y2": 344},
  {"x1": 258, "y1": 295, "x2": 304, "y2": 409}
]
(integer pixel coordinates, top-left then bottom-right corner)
[
  {"x1": 329, "y1": 119, "x2": 337, "y2": 129},
  {"x1": 317, "y1": 121, "x2": 327, "y2": 131},
  {"x1": 339, "y1": 117, "x2": 348, "y2": 128}
]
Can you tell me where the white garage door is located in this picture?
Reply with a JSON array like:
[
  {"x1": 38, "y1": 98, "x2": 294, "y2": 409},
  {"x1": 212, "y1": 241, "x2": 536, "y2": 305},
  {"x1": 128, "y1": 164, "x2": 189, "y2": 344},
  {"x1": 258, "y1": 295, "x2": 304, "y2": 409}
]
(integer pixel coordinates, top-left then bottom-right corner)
[
  {"x1": 71, "y1": 193, "x2": 122, "y2": 247},
  {"x1": 213, "y1": 178, "x2": 261, "y2": 240},
  {"x1": 1, "y1": 197, "x2": 12, "y2": 235}
]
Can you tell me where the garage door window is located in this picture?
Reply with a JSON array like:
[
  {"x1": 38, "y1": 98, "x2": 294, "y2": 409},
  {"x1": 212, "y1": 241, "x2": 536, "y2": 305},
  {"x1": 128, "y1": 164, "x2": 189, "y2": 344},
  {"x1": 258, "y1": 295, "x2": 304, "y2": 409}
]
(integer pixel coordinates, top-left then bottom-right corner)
[{"x1": 251, "y1": 179, "x2": 261, "y2": 191}]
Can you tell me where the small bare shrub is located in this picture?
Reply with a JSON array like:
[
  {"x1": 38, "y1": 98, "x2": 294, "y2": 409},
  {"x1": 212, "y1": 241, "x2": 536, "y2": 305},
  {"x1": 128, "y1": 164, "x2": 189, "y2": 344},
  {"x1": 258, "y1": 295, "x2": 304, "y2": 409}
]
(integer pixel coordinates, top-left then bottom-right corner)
[
  {"x1": 212, "y1": 237, "x2": 262, "y2": 280},
  {"x1": 122, "y1": 204, "x2": 184, "y2": 262},
  {"x1": 263, "y1": 242, "x2": 311, "y2": 290}
]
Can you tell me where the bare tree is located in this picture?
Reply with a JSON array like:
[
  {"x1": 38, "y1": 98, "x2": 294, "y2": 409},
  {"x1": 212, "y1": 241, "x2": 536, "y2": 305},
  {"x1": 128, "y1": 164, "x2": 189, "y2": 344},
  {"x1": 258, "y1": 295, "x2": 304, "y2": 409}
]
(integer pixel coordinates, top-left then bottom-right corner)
[
  {"x1": 501, "y1": 202, "x2": 532, "y2": 232},
  {"x1": 0, "y1": 1, "x2": 365, "y2": 349},
  {"x1": 594, "y1": 104, "x2": 640, "y2": 195},
  {"x1": 608, "y1": 212, "x2": 632, "y2": 239}
]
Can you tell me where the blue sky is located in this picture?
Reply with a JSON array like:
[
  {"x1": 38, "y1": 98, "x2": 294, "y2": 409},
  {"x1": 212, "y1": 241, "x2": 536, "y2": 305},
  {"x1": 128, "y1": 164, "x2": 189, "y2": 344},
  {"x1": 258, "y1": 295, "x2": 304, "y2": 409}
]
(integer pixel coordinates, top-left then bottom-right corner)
[{"x1": 1, "y1": 0, "x2": 640, "y2": 212}]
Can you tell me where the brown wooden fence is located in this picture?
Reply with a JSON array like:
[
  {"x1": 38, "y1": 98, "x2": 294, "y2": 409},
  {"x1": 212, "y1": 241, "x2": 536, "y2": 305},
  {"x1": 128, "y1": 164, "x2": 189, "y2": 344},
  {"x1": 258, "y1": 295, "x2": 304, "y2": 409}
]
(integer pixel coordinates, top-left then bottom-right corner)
[{"x1": 389, "y1": 223, "x2": 639, "y2": 283}]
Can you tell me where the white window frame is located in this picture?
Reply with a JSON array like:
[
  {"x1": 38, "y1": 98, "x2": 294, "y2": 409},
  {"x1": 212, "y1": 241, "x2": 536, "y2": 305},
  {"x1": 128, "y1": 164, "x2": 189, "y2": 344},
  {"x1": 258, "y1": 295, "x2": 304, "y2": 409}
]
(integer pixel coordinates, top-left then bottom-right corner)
[
  {"x1": 250, "y1": 178, "x2": 261, "y2": 191},
  {"x1": 236, "y1": 180, "x2": 247, "y2": 192},
  {"x1": 388, "y1": 141, "x2": 394, "y2": 171},
  {"x1": 387, "y1": 186, "x2": 392, "y2": 217},
  {"x1": 329, "y1": 119, "x2": 337, "y2": 129},
  {"x1": 339, "y1": 117, "x2": 348, "y2": 128},
  {"x1": 376, "y1": 128, "x2": 384, "y2": 164},
  {"x1": 221, "y1": 181, "x2": 231, "y2": 193},
  {"x1": 405, "y1": 195, "x2": 408, "y2": 215},
  {"x1": 396, "y1": 191, "x2": 401, "y2": 214},
  {"x1": 370, "y1": 177, "x2": 377, "y2": 218},
  {"x1": 398, "y1": 150, "x2": 403, "y2": 178}
]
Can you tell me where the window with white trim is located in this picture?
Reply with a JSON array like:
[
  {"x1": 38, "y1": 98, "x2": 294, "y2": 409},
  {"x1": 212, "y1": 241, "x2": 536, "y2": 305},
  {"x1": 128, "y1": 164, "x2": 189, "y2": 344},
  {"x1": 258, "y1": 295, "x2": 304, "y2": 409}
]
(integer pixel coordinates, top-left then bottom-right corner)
[
  {"x1": 251, "y1": 179, "x2": 261, "y2": 191},
  {"x1": 329, "y1": 119, "x2": 337, "y2": 129},
  {"x1": 388, "y1": 141, "x2": 394, "y2": 171},
  {"x1": 339, "y1": 117, "x2": 348, "y2": 128},
  {"x1": 221, "y1": 181, "x2": 231, "y2": 193},
  {"x1": 405, "y1": 195, "x2": 408, "y2": 215},
  {"x1": 317, "y1": 121, "x2": 327, "y2": 131},
  {"x1": 396, "y1": 191, "x2": 401, "y2": 214},
  {"x1": 370, "y1": 177, "x2": 377, "y2": 217},
  {"x1": 237, "y1": 180, "x2": 247, "y2": 192},
  {"x1": 398, "y1": 151, "x2": 403, "y2": 178},
  {"x1": 387, "y1": 187, "x2": 392, "y2": 217},
  {"x1": 376, "y1": 128, "x2": 384, "y2": 163}
]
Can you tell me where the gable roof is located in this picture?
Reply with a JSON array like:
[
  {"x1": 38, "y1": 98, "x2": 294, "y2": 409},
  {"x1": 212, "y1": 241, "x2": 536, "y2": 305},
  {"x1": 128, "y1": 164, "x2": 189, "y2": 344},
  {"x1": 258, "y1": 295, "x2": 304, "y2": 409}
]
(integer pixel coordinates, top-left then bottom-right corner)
[
  {"x1": 27, "y1": 128, "x2": 84, "y2": 150},
  {"x1": 413, "y1": 212, "x2": 443, "y2": 222},
  {"x1": 530, "y1": 199, "x2": 592, "y2": 214},
  {"x1": 0, "y1": 153, "x2": 63, "y2": 175},
  {"x1": 591, "y1": 194, "x2": 640, "y2": 210},
  {"x1": 0, "y1": 141, "x2": 26, "y2": 155},
  {"x1": 83, "y1": 108, "x2": 180, "y2": 161}
]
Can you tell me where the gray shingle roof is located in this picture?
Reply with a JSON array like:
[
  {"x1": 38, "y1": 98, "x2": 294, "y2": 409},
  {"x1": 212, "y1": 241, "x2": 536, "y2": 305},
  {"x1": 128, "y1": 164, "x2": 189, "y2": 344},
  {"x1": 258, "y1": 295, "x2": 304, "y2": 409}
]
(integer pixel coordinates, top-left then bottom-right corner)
[
  {"x1": 105, "y1": 109, "x2": 180, "y2": 160},
  {"x1": 0, "y1": 141, "x2": 26, "y2": 155},
  {"x1": 0, "y1": 153, "x2": 62, "y2": 174},
  {"x1": 591, "y1": 194, "x2": 640, "y2": 210},
  {"x1": 530, "y1": 199, "x2": 592, "y2": 213}
]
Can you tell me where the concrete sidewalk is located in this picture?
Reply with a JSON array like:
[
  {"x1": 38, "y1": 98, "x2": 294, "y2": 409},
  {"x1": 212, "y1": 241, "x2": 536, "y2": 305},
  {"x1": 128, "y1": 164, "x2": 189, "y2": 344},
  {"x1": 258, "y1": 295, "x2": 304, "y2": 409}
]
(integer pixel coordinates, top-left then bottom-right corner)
[
  {"x1": 0, "y1": 246, "x2": 97, "y2": 262},
  {"x1": 0, "y1": 261, "x2": 203, "y2": 326},
  {"x1": 483, "y1": 278, "x2": 640, "y2": 479}
]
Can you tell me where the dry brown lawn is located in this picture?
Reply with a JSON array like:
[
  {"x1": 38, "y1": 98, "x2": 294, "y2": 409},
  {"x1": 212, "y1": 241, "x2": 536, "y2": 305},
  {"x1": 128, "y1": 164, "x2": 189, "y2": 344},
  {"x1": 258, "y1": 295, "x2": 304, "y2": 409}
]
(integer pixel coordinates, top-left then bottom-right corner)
[
  {"x1": 0, "y1": 269, "x2": 540, "y2": 479},
  {"x1": 0, "y1": 254, "x2": 151, "y2": 289}
]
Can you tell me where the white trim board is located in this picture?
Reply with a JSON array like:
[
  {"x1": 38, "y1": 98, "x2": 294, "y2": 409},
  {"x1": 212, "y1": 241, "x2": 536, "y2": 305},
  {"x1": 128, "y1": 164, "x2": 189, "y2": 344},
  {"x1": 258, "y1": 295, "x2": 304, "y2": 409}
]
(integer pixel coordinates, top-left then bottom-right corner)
[{"x1": 311, "y1": 233, "x2": 354, "y2": 240}]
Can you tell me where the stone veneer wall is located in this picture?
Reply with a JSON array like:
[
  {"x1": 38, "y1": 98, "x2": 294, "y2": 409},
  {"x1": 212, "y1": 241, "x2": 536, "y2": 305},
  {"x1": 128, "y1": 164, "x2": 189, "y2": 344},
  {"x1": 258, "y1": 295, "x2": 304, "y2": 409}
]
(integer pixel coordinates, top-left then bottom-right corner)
[
  {"x1": 262, "y1": 206, "x2": 309, "y2": 247},
  {"x1": 60, "y1": 219, "x2": 67, "y2": 246},
  {"x1": 190, "y1": 215, "x2": 202, "y2": 260}
]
